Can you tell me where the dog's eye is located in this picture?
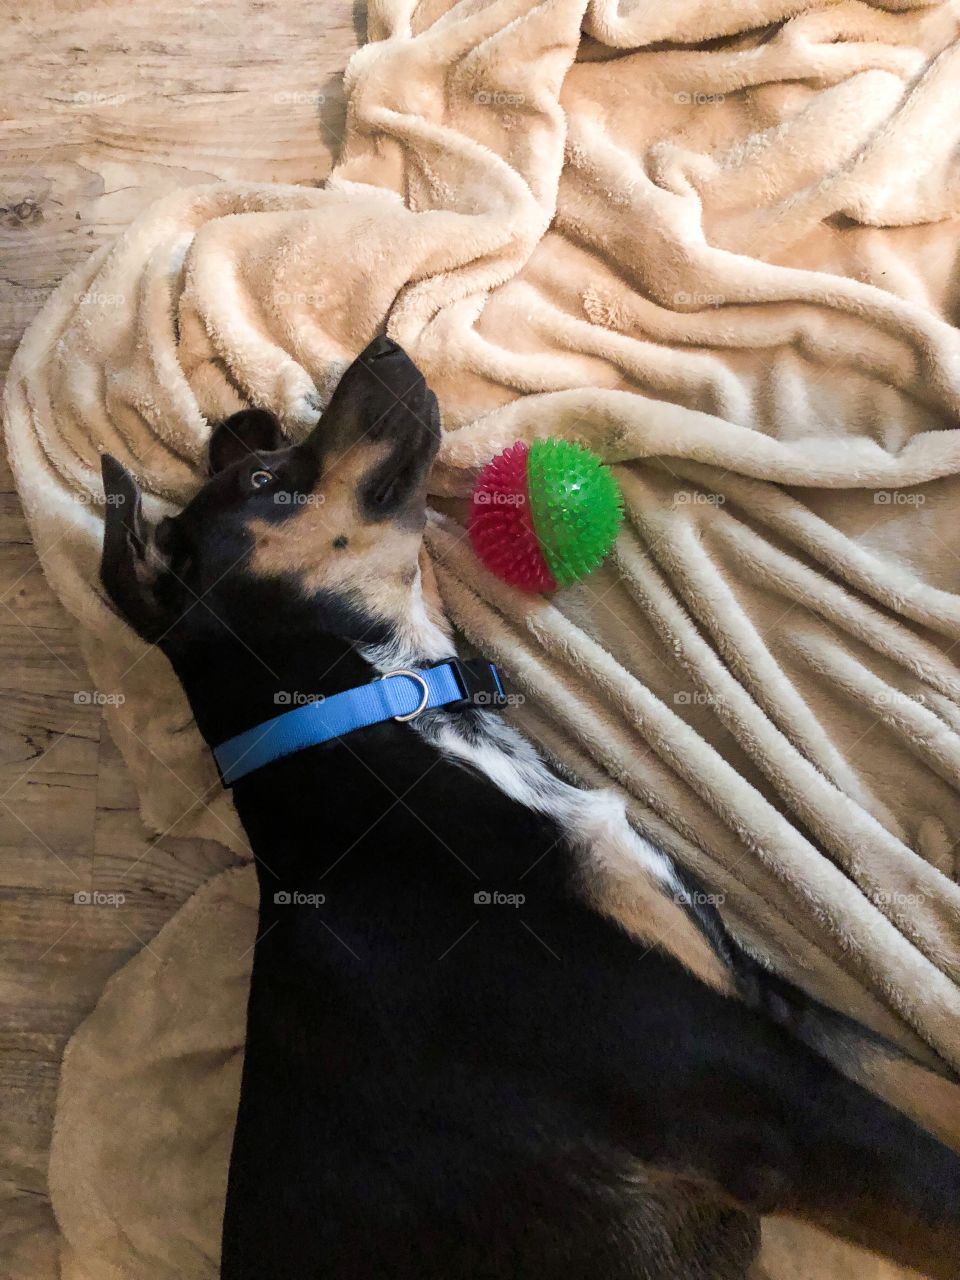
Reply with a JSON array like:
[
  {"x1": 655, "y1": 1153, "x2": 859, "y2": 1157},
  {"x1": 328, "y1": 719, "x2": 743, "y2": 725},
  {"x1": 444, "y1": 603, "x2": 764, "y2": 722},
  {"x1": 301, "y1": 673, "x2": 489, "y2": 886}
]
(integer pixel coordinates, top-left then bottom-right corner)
[{"x1": 250, "y1": 469, "x2": 274, "y2": 489}]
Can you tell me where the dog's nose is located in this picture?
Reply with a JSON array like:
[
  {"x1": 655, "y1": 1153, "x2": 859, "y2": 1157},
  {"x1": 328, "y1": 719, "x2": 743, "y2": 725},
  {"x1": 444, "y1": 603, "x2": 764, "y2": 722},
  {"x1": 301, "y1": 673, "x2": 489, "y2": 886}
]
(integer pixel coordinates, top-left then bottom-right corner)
[
  {"x1": 357, "y1": 336, "x2": 427, "y2": 402},
  {"x1": 363, "y1": 335, "x2": 403, "y2": 362},
  {"x1": 305, "y1": 336, "x2": 440, "y2": 455}
]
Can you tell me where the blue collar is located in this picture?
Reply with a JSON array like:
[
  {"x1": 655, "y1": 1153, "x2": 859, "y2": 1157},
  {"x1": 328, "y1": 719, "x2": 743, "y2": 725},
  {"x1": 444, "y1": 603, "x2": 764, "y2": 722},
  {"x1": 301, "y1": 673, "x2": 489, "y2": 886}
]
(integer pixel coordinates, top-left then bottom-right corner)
[{"x1": 213, "y1": 658, "x2": 505, "y2": 787}]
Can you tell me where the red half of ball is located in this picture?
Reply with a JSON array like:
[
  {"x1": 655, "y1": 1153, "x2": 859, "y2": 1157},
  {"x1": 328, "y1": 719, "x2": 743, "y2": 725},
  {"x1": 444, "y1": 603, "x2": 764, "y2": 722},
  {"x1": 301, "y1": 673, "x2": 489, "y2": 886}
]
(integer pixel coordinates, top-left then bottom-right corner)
[{"x1": 469, "y1": 441, "x2": 558, "y2": 593}]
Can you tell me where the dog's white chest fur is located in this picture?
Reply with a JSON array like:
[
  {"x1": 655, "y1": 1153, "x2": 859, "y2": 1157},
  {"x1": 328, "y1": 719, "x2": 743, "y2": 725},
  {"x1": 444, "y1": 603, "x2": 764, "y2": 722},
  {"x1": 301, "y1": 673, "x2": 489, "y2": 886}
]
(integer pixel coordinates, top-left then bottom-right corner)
[{"x1": 359, "y1": 592, "x2": 730, "y2": 994}]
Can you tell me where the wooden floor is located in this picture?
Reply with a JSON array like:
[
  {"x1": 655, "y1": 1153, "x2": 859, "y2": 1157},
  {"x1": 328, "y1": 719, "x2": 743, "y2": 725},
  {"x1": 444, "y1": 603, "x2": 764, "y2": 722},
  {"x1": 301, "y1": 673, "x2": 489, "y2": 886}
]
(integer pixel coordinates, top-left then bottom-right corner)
[{"x1": 0, "y1": 2, "x2": 359, "y2": 1268}]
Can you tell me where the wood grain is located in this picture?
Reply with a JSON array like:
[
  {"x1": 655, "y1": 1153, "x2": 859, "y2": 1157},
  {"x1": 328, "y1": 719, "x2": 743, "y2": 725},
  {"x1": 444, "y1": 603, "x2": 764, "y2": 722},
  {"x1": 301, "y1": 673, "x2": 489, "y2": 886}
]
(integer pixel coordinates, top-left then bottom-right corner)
[
  {"x1": 0, "y1": 1, "x2": 359, "y2": 1268},
  {"x1": 0, "y1": 0, "x2": 359, "y2": 386}
]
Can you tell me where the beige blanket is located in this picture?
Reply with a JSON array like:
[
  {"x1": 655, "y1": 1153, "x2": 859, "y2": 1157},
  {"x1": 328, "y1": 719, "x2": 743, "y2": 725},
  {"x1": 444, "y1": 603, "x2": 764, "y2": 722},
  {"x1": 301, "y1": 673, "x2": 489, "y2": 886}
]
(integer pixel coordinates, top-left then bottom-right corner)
[{"x1": 5, "y1": 0, "x2": 960, "y2": 1274}]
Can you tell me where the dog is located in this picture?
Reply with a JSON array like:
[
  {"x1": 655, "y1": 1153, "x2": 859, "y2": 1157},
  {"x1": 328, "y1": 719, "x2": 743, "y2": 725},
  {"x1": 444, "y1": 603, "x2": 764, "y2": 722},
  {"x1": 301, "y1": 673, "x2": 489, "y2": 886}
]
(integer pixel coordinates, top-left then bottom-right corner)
[{"x1": 100, "y1": 336, "x2": 960, "y2": 1279}]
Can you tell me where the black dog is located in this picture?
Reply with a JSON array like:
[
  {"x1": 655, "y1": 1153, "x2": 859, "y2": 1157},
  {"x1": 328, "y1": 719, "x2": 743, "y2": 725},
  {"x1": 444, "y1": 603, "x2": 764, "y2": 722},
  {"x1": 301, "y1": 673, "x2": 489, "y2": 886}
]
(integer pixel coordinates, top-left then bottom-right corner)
[{"x1": 100, "y1": 337, "x2": 960, "y2": 1278}]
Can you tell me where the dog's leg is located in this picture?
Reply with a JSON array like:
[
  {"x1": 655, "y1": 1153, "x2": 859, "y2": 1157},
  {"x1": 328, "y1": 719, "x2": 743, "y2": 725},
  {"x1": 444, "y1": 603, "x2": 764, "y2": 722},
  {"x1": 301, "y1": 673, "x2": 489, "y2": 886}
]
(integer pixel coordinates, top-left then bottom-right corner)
[
  {"x1": 731, "y1": 948, "x2": 960, "y2": 1153},
  {"x1": 656, "y1": 1022, "x2": 960, "y2": 1280},
  {"x1": 776, "y1": 1058, "x2": 960, "y2": 1277},
  {"x1": 665, "y1": 914, "x2": 960, "y2": 1272}
]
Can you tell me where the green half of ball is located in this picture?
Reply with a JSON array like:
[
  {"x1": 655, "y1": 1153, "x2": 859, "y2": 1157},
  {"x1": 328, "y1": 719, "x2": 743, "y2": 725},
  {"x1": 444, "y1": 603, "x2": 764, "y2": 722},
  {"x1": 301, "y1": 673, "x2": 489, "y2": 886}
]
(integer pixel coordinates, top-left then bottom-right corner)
[{"x1": 526, "y1": 439, "x2": 624, "y2": 588}]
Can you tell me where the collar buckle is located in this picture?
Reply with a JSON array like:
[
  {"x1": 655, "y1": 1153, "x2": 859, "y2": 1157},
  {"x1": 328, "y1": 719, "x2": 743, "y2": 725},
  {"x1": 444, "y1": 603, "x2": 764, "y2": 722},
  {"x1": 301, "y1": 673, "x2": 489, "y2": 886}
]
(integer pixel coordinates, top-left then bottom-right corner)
[{"x1": 441, "y1": 658, "x2": 507, "y2": 710}]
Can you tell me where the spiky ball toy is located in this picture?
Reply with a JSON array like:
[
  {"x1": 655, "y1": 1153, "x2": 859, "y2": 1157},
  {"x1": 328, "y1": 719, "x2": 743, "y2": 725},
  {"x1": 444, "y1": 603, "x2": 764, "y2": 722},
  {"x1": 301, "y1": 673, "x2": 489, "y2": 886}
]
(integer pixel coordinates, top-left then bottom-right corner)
[{"x1": 469, "y1": 439, "x2": 623, "y2": 592}]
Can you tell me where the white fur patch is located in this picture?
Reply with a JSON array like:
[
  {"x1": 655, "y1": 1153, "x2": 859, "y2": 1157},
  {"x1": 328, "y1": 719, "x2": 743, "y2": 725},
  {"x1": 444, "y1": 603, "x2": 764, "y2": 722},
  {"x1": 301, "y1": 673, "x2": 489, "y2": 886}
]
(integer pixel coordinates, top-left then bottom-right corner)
[
  {"x1": 358, "y1": 585, "x2": 677, "y2": 895},
  {"x1": 432, "y1": 713, "x2": 677, "y2": 892}
]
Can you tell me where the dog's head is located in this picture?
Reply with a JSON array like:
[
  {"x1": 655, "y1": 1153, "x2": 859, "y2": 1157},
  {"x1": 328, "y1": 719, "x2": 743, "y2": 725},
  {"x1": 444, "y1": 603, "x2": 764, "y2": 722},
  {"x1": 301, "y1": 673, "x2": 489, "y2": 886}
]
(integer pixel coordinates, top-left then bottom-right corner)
[{"x1": 100, "y1": 338, "x2": 444, "y2": 683}]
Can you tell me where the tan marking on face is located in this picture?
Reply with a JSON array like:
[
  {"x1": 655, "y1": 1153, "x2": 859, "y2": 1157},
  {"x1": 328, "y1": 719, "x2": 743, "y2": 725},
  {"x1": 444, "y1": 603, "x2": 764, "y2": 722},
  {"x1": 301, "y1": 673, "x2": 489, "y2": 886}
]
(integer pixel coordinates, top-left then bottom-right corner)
[{"x1": 247, "y1": 438, "x2": 427, "y2": 626}]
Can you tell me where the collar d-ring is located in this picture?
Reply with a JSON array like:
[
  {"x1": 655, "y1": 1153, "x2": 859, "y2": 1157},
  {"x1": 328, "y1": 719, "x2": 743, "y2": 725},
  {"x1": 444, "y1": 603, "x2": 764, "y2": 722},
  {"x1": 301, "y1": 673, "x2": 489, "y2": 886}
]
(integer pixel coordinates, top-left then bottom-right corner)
[{"x1": 376, "y1": 669, "x2": 431, "y2": 721}]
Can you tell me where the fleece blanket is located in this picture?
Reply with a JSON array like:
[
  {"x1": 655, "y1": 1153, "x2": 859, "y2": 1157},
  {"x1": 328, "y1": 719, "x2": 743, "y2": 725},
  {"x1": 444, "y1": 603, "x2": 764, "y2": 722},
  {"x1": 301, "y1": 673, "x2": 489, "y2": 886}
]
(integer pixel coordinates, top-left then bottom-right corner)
[{"x1": 5, "y1": 0, "x2": 960, "y2": 1274}]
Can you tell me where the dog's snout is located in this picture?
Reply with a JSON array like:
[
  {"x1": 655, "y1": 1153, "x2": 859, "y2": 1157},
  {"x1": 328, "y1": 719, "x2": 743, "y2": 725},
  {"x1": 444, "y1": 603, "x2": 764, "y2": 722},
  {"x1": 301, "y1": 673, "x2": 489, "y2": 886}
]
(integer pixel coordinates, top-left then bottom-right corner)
[
  {"x1": 307, "y1": 337, "x2": 439, "y2": 461},
  {"x1": 357, "y1": 338, "x2": 430, "y2": 411},
  {"x1": 364, "y1": 335, "x2": 402, "y2": 362},
  {"x1": 361, "y1": 337, "x2": 423, "y2": 393}
]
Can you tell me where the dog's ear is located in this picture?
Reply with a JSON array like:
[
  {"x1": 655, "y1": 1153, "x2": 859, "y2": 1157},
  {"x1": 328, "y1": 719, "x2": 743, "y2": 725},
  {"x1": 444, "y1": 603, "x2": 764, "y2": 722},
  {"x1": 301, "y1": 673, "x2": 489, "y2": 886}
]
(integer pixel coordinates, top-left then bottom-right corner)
[
  {"x1": 100, "y1": 455, "x2": 178, "y2": 643},
  {"x1": 208, "y1": 409, "x2": 285, "y2": 475}
]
